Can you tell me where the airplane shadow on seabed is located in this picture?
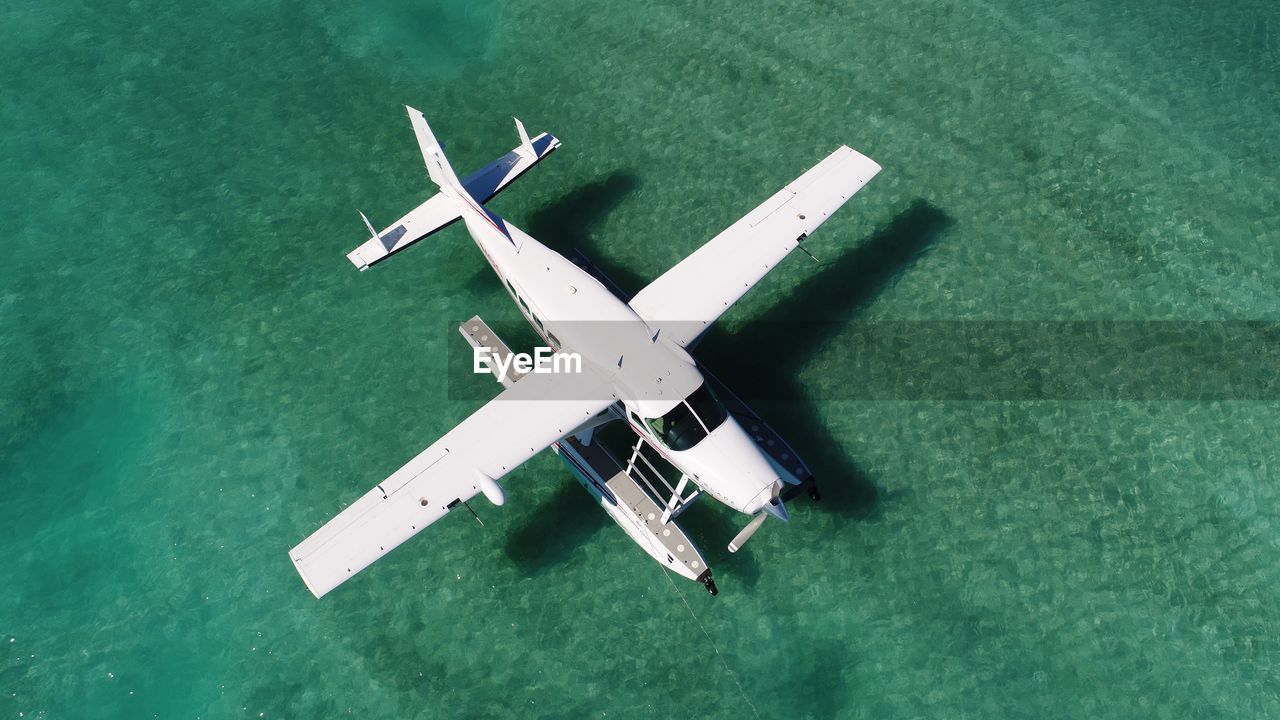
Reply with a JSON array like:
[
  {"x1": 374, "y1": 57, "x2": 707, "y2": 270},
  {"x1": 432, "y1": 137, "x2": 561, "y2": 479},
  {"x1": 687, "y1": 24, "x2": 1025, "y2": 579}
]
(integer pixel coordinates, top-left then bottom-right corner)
[
  {"x1": 502, "y1": 176, "x2": 952, "y2": 583},
  {"x1": 691, "y1": 199, "x2": 952, "y2": 584},
  {"x1": 698, "y1": 201, "x2": 952, "y2": 508}
]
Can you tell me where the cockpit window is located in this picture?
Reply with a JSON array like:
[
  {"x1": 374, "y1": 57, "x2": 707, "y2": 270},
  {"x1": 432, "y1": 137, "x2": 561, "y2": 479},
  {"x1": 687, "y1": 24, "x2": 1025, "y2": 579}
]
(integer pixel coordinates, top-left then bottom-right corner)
[
  {"x1": 685, "y1": 383, "x2": 728, "y2": 433},
  {"x1": 643, "y1": 382, "x2": 728, "y2": 452}
]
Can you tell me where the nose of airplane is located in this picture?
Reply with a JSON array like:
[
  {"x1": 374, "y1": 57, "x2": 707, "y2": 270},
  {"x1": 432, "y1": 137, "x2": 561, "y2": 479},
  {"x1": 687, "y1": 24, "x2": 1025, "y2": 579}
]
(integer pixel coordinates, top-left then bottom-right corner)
[
  {"x1": 683, "y1": 417, "x2": 788, "y2": 516},
  {"x1": 728, "y1": 481, "x2": 790, "y2": 553},
  {"x1": 744, "y1": 479, "x2": 788, "y2": 520},
  {"x1": 762, "y1": 493, "x2": 789, "y2": 522}
]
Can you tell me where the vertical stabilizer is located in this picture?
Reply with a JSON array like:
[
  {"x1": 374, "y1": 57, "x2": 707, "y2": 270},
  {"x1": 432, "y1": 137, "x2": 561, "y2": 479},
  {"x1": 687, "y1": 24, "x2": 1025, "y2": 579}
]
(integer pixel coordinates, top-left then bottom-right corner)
[
  {"x1": 405, "y1": 105, "x2": 515, "y2": 245},
  {"x1": 407, "y1": 105, "x2": 464, "y2": 193}
]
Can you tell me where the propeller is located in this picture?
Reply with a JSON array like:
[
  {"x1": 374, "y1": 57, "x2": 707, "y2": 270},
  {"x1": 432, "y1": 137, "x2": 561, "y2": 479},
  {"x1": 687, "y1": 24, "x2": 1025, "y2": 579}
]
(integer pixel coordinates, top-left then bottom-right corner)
[
  {"x1": 728, "y1": 512, "x2": 767, "y2": 553},
  {"x1": 728, "y1": 497, "x2": 789, "y2": 553}
]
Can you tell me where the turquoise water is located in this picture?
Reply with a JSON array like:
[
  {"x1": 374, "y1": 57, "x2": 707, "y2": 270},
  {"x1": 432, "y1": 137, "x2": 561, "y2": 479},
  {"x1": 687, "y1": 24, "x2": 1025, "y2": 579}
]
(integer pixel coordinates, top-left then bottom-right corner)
[{"x1": 3, "y1": 0, "x2": 1278, "y2": 717}]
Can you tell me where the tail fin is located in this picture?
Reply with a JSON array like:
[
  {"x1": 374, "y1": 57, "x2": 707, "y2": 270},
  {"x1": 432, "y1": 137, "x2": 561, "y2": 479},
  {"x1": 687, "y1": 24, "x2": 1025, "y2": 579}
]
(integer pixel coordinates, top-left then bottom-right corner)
[
  {"x1": 407, "y1": 105, "x2": 465, "y2": 193},
  {"x1": 347, "y1": 106, "x2": 561, "y2": 270},
  {"x1": 407, "y1": 105, "x2": 514, "y2": 245},
  {"x1": 514, "y1": 117, "x2": 535, "y2": 158}
]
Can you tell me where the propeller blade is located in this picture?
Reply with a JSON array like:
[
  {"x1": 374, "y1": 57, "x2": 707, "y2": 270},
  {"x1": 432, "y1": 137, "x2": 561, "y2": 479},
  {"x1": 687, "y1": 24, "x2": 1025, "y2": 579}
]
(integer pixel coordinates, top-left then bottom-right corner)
[{"x1": 728, "y1": 512, "x2": 768, "y2": 553}]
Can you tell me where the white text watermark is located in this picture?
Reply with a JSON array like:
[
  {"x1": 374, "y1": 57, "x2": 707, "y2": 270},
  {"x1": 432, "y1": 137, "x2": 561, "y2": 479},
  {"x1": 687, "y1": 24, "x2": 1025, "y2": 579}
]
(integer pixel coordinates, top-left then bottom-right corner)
[{"x1": 473, "y1": 346, "x2": 582, "y2": 384}]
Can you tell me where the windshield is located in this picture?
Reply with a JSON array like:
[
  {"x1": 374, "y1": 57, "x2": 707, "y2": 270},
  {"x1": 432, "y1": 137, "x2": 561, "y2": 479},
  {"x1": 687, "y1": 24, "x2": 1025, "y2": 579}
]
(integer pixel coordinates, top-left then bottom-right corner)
[
  {"x1": 685, "y1": 382, "x2": 728, "y2": 431},
  {"x1": 644, "y1": 383, "x2": 728, "y2": 452}
]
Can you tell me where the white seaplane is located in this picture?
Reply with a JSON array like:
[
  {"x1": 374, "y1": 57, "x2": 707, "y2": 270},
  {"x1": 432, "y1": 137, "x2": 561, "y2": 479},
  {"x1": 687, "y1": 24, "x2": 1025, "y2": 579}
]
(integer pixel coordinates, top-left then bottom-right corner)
[{"x1": 290, "y1": 107, "x2": 879, "y2": 597}]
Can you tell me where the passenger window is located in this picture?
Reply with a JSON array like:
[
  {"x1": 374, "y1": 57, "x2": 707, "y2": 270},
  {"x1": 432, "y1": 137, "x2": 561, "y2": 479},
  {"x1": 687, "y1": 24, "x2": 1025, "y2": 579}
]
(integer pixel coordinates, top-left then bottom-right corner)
[
  {"x1": 548, "y1": 332, "x2": 560, "y2": 348},
  {"x1": 533, "y1": 315, "x2": 545, "y2": 332}
]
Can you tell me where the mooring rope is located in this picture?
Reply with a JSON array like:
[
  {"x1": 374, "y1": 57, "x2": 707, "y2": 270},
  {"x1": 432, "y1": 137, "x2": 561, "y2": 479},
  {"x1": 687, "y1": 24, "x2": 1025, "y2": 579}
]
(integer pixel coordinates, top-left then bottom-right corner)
[{"x1": 661, "y1": 567, "x2": 762, "y2": 720}]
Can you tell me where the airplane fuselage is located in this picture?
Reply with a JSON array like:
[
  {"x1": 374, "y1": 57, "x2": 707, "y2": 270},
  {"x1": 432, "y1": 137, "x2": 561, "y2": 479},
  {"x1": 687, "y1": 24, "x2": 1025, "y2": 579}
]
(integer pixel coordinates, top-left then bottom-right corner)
[{"x1": 449, "y1": 192, "x2": 785, "y2": 518}]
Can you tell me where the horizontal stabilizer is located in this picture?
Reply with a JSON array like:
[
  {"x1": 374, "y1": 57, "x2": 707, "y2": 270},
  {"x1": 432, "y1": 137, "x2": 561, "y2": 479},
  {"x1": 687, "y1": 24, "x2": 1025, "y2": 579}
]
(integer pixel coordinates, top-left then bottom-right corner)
[
  {"x1": 459, "y1": 126, "x2": 559, "y2": 204},
  {"x1": 346, "y1": 193, "x2": 464, "y2": 270},
  {"x1": 346, "y1": 111, "x2": 560, "y2": 270}
]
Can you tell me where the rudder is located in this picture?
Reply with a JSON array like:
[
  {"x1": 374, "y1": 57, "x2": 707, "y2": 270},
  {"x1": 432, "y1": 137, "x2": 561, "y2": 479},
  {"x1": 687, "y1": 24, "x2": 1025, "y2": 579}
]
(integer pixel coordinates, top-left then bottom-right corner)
[{"x1": 407, "y1": 105, "x2": 465, "y2": 193}]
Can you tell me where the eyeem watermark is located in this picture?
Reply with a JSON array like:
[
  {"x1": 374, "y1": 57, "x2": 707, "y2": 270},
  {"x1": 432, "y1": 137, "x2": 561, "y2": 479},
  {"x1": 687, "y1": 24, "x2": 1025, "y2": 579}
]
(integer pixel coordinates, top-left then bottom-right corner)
[
  {"x1": 474, "y1": 346, "x2": 582, "y2": 384},
  {"x1": 452, "y1": 320, "x2": 1280, "y2": 401}
]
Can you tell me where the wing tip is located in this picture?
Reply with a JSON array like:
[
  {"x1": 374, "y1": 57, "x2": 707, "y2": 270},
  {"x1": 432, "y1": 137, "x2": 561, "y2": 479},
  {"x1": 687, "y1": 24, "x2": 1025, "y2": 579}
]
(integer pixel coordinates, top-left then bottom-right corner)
[{"x1": 290, "y1": 551, "x2": 332, "y2": 599}]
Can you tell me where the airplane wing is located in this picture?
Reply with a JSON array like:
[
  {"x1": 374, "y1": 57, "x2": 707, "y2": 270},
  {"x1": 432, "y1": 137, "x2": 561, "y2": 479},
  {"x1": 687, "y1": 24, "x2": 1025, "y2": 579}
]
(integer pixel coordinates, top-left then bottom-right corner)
[
  {"x1": 289, "y1": 367, "x2": 615, "y2": 598},
  {"x1": 628, "y1": 146, "x2": 880, "y2": 348}
]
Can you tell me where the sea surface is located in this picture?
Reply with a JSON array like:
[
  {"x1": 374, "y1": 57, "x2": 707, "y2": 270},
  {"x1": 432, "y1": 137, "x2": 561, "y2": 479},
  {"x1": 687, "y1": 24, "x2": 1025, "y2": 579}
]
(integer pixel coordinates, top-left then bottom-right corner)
[{"x1": 2, "y1": 1, "x2": 1278, "y2": 718}]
